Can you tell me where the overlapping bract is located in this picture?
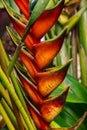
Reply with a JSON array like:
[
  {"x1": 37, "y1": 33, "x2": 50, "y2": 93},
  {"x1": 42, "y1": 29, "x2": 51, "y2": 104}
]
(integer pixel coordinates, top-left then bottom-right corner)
[
  {"x1": 3, "y1": 0, "x2": 71, "y2": 129},
  {"x1": 14, "y1": 0, "x2": 30, "y2": 19}
]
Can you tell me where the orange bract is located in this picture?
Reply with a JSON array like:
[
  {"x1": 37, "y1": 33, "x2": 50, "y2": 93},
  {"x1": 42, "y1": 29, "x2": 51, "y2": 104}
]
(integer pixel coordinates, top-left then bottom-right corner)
[
  {"x1": 27, "y1": 102, "x2": 49, "y2": 130},
  {"x1": 40, "y1": 87, "x2": 69, "y2": 122},
  {"x1": 33, "y1": 34, "x2": 65, "y2": 69},
  {"x1": 19, "y1": 50, "x2": 40, "y2": 78},
  {"x1": 18, "y1": 73, "x2": 43, "y2": 106},
  {"x1": 30, "y1": 0, "x2": 64, "y2": 39},
  {"x1": 35, "y1": 61, "x2": 71, "y2": 97}
]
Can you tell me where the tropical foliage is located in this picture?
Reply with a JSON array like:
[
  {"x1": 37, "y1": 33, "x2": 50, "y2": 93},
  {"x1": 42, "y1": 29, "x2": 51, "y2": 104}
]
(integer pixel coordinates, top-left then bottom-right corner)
[{"x1": 0, "y1": 0, "x2": 87, "y2": 130}]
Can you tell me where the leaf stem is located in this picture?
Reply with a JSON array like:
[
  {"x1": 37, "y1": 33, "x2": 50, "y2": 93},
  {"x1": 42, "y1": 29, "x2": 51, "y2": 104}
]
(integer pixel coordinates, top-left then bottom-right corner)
[
  {"x1": 0, "y1": 102, "x2": 16, "y2": 130},
  {"x1": 71, "y1": 29, "x2": 77, "y2": 78},
  {"x1": 0, "y1": 67, "x2": 36, "y2": 130},
  {"x1": 0, "y1": 40, "x2": 29, "y2": 114},
  {"x1": 8, "y1": 41, "x2": 23, "y2": 74},
  {"x1": 0, "y1": 83, "x2": 12, "y2": 107},
  {"x1": 1, "y1": 98, "x2": 19, "y2": 130}
]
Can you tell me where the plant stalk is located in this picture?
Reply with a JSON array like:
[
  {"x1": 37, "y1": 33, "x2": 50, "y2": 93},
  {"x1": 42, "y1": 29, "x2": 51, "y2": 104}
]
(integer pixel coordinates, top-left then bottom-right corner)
[
  {"x1": 1, "y1": 98, "x2": 19, "y2": 130},
  {"x1": 0, "y1": 67, "x2": 36, "y2": 130},
  {"x1": 0, "y1": 102, "x2": 16, "y2": 130}
]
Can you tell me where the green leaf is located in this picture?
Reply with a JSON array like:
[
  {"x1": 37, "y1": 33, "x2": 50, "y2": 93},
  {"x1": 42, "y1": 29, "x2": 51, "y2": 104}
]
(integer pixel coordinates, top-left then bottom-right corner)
[
  {"x1": 55, "y1": 104, "x2": 87, "y2": 130},
  {"x1": 65, "y1": 74, "x2": 87, "y2": 104},
  {"x1": 8, "y1": 0, "x2": 20, "y2": 14},
  {"x1": 51, "y1": 74, "x2": 87, "y2": 104},
  {"x1": 64, "y1": 6, "x2": 87, "y2": 34}
]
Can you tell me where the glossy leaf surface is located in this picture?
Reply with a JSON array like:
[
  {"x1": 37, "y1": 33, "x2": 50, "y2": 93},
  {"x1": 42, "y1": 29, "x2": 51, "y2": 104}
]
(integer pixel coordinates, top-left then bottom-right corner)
[{"x1": 65, "y1": 74, "x2": 87, "y2": 104}]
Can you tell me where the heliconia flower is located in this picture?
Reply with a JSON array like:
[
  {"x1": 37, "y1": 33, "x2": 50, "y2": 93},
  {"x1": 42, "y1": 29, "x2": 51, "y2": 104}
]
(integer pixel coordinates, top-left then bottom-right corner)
[
  {"x1": 39, "y1": 87, "x2": 69, "y2": 123},
  {"x1": 19, "y1": 50, "x2": 40, "y2": 78},
  {"x1": 18, "y1": 72, "x2": 43, "y2": 106},
  {"x1": 32, "y1": 28, "x2": 66, "y2": 69},
  {"x1": 2, "y1": 0, "x2": 86, "y2": 129},
  {"x1": 35, "y1": 60, "x2": 71, "y2": 97},
  {"x1": 26, "y1": 101, "x2": 50, "y2": 130},
  {"x1": 30, "y1": 0, "x2": 65, "y2": 39},
  {"x1": 3, "y1": 0, "x2": 65, "y2": 46},
  {"x1": 14, "y1": 0, "x2": 30, "y2": 19}
]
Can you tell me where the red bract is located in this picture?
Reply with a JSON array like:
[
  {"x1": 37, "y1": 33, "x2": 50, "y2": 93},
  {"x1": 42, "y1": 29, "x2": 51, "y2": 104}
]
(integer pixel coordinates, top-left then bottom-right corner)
[
  {"x1": 26, "y1": 102, "x2": 50, "y2": 130},
  {"x1": 35, "y1": 60, "x2": 71, "y2": 97},
  {"x1": 18, "y1": 73, "x2": 43, "y2": 106},
  {"x1": 13, "y1": 0, "x2": 65, "y2": 40},
  {"x1": 40, "y1": 87, "x2": 69, "y2": 122},
  {"x1": 11, "y1": 19, "x2": 36, "y2": 50},
  {"x1": 30, "y1": 0, "x2": 65, "y2": 39},
  {"x1": 14, "y1": 0, "x2": 30, "y2": 19},
  {"x1": 19, "y1": 50, "x2": 40, "y2": 78},
  {"x1": 32, "y1": 31, "x2": 66, "y2": 69},
  {"x1": 3, "y1": 0, "x2": 65, "y2": 50}
]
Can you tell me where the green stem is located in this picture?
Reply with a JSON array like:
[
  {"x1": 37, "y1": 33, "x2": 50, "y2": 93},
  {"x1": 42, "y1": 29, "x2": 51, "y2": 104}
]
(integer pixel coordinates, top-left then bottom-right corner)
[
  {"x1": 55, "y1": 53, "x2": 62, "y2": 66},
  {"x1": 78, "y1": 0, "x2": 87, "y2": 55},
  {"x1": 8, "y1": 42, "x2": 23, "y2": 74},
  {"x1": 0, "y1": 41, "x2": 29, "y2": 114},
  {"x1": 0, "y1": 40, "x2": 9, "y2": 65},
  {"x1": 45, "y1": 33, "x2": 50, "y2": 40},
  {"x1": 0, "y1": 84, "x2": 25, "y2": 130},
  {"x1": 76, "y1": 30, "x2": 87, "y2": 87},
  {"x1": 0, "y1": 102, "x2": 16, "y2": 130},
  {"x1": 79, "y1": 46, "x2": 87, "y2": 87},
  {"x1": 71, "y1": 29, "x2": 77, "y2": 78},
  {"x1": 0, "y1": 40, "x2": 36, "y2": 129},
  {"x1": 0, "y1": 67, "x2": 36, "y2": 130},
  {"x1": 0, "y1": 83, "x2": 12, "y2": 107},
  {"x1": 1, "y1": 98, "x2": 19, "y2": 130},
  {"x1": 0, "y1": 41, "x2": 9, "y2": 79},
  {"x1": 50, "y1": 28, "x2": 55, "y2": 38},
  {"x1": 66, "y1": 33, "x2": 72, "y2": 75}
]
